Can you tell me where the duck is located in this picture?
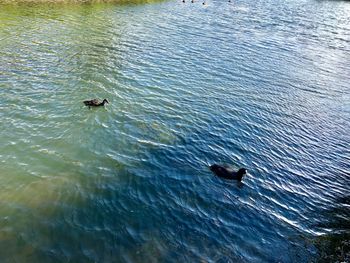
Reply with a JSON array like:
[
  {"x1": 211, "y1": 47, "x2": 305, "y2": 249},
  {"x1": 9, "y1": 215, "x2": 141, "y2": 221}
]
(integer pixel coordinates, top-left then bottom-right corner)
[
  {"x1": 210, "y1": 164, "x2": 247, "y2": 181},
  {"x1": 83, "y1": 99, "x2": 109, "y2": 108}
]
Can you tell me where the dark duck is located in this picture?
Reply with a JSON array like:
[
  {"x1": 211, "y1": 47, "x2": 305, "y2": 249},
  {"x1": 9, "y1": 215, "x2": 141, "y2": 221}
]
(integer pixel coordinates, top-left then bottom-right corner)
[
  {"x1": 210, "y1": 164, "x2": 247, "y2": 181},
  {"x1": 83, "y1": 99, "x2": 109, "y2": 108}
]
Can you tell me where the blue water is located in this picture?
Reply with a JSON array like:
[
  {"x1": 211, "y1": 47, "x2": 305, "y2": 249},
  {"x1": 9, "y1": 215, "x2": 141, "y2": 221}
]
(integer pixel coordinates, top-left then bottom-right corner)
[{"x1": 0, "y1": 0, "x2": 349, "y2": 262}]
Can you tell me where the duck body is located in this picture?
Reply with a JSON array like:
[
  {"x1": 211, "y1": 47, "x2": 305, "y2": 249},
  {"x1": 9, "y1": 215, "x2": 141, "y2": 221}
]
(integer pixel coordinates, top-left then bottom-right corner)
[
  {"x1": 83, "y1": 99, "x2": 109, "y2": 107},
  {"x1": 210, "y1": 164, "x2": 247, "y2": 181}
]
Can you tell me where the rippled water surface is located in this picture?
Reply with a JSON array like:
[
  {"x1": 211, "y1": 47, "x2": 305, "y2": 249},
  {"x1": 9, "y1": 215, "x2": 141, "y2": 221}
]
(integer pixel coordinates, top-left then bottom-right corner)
[{"x1": 1, "y1": 0, "x2": 350, "y2": 262}]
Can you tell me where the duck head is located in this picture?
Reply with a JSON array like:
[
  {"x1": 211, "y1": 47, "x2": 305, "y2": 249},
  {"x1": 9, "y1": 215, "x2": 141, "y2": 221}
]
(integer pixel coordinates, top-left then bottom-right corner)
[
  {"x1": 238, "y1": 168, "x2": 247, "y2": 175},
  {"x1": 103, "y1": 99, "x2": 109, "y2": 105}
]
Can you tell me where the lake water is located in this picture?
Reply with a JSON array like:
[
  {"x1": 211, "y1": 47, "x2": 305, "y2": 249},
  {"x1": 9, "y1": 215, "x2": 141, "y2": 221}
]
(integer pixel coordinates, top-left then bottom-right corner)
[{"x1": 0, "y1": 0, "x2": 349, "y2": 262}]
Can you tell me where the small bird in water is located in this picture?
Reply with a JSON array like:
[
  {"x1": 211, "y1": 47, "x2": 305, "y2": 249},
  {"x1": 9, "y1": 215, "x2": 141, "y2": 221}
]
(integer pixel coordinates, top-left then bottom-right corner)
[
  {"x1": 210, "y1": 164, "x2": 247, "y2": 181},
  {"x1": 83, "y1": 99, "x2": 109, "y2": 108}
]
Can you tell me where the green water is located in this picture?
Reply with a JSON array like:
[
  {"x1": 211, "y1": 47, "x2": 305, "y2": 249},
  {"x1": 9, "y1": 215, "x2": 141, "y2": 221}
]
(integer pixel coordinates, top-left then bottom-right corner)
[{"x1": 1, "y1": 0, "x2": 350, "y2": 262}]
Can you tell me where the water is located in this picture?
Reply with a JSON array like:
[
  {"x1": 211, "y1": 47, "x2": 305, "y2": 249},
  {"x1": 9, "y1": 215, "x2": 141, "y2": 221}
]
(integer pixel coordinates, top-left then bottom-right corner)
[{"x1": 0, "y1": 0, "x2": 349, "y2": 262}]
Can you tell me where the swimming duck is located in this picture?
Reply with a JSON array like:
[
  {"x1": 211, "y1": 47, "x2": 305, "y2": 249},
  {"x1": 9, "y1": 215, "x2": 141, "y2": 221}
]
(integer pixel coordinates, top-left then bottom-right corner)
[
  {"x1": 210, "y1": 164, "x2": 247, "y2": 181},
  {"x1": 83, "y1": 99, "x2": 109, "y2": 108}
]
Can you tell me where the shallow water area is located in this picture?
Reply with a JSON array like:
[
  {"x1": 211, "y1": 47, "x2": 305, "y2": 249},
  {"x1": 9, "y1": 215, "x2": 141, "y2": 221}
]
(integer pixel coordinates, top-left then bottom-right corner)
[{"x1": 1, "y1": 0, "x2": 350, "y2": 262}]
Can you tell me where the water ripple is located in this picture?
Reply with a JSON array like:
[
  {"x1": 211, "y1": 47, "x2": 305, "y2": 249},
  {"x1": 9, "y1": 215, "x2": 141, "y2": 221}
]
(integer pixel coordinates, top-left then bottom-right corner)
[{"x1": 1, "y1": 1, "x2": 350, "y2": 262}]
